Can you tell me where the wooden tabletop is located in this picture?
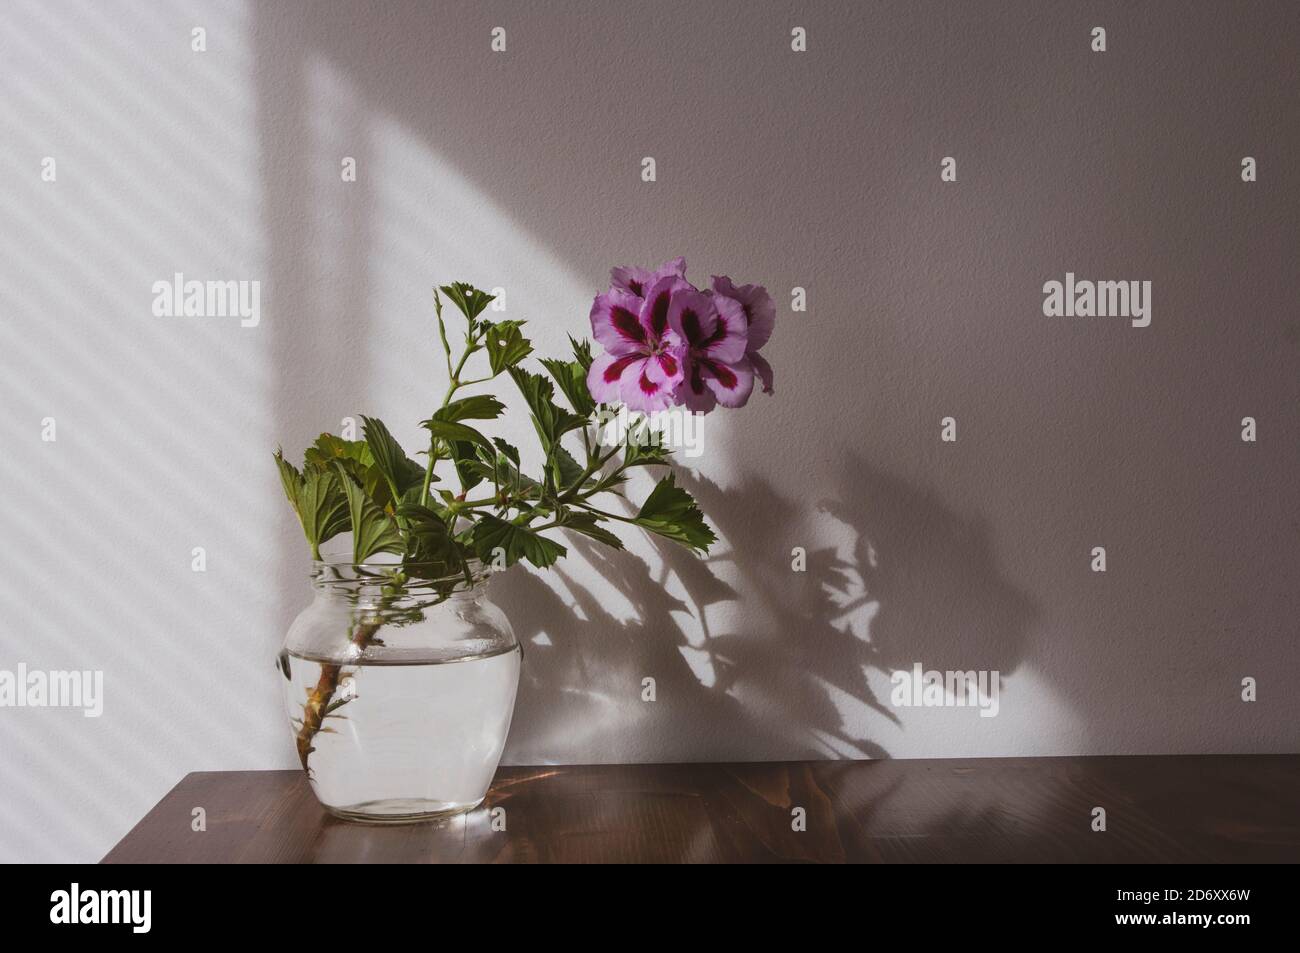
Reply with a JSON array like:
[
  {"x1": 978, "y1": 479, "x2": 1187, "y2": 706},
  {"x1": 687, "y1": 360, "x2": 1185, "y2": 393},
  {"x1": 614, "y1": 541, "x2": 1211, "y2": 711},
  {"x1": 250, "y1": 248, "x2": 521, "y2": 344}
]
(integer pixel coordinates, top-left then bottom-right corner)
[{"x1": 102, "y1": 755, "x2": 1300, "y2": 863}]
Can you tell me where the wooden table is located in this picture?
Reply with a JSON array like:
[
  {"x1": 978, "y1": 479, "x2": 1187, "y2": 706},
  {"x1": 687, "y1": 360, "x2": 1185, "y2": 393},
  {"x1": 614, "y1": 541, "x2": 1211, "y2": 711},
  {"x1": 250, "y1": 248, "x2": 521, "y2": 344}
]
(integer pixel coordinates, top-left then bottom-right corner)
[{"x1": 102, "y1": 755, "x2": 1300, "y2": 863}]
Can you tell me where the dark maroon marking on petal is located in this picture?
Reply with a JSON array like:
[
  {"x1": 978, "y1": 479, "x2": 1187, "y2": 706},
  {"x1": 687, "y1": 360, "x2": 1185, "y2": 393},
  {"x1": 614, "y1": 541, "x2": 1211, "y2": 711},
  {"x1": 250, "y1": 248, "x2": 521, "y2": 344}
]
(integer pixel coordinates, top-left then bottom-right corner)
[
  {"x1": 639, "y1": 370, "x2": 658, "y2": 395},
  {"x1": 703, "y1": 315, "x2": 731, "y2": 348},
  {"x1": 658, "y1": 352, "x2": 678, "y2": 376},
  {"x1": 603, "y1": 353, "x2": 642, "y2": 383},
  {"x1": 649, "y1": 290, "x2": 671, "y2": 338},
  {"x1": 628, "y1": 280, "x2": 643, "y2": 296},
  {"x1": 701, "y1": 358, "x2": 738, "y2": 390},
  {"x1": 680, "y1": 308, "x2": 703, "y2": 345},
  {"x1": 610, "y1": 306, "x2": 647, "y2": 345},
  {"x1": 689, "y1": 362, "x2": 707, "y2": 393}
]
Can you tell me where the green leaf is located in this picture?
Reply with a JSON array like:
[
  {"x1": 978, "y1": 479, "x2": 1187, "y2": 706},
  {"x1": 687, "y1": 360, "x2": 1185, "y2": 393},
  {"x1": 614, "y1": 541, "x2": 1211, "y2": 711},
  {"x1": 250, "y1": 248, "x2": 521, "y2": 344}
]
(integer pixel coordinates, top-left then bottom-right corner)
[
  {"x1": 570, "y1": 335, "x2": 594, "y2": 373},
  {"x1": 361, "y1": 416, "x2": 425, "y2": 500},
  {"x1": 557, "y1": 512, "x2": 624, "y2": 549},
  {"x1": 296, "y1": 467, "x2": 350, "y2": 556},
  {"x1": 589, "y1": 470, "x2": 629, "y2": 494},
  {"x1": 435, "y1": 395, "x2": 506, "y2": 423},
  {"x1": 334, "y1": 463, "x2": 404, "y2": 562},
  {"x1": 507, "y1": 367, "x2": 587, "y2": 452},
  {"x1": 363, "y1": 462, "x2": 409, "y2": 512},
  {"x1": 623, "y1": 426, "x2": 673, "y2": 468},
  {"x1": 553, "y1": 445, "x2": 586, "y2": 490},
  {"x1": 633, "y1": 474, "x2": 716, "y2": 552},
  {"x1": 274, "y1": 449, "x2": 304, "y2": 510},
  {"x1": 304, "y1": 434, "x2": 373, "y2": 474},
  {"x1": 454, "y1": 442, "x2": 484, "y2": 492},
  {"x1": 395, "y1": 501, "x2": 457, "y2": 567},
  {"x1": 541, "y1": 355, "x2": 596, "y2": 417},
  {"x1": 483, "y1": 320, "x2": 533, "y2": 376},
  {"x1": 492, "y1": 438, "x2": 520, "y2": 468},
  {"x1": 420, "y1": 417, "x2": 494, "y2": 453},
  {"x1": 465, "y1": 450, "x2": 539, "y2": 494},
  {"x1": 396, "y1": 501, "x2": 449, "y2": 538},
  {"x1": 422, "y1": 404, "x2": 501, "y2": 493},
  {"x1": 471, "y1": 515, "x2": 567, "y2": 569},
  {"x1": 439, "y1": 282, "x2": 495, "y2": 323}
]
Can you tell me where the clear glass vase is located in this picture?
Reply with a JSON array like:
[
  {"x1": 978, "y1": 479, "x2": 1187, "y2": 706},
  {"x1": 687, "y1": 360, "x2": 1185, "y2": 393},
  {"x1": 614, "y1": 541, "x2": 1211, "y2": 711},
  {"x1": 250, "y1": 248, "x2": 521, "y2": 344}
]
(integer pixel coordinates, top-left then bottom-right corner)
[{"x1": 277, "y1": 558, "x2": 520, "y2": 823}]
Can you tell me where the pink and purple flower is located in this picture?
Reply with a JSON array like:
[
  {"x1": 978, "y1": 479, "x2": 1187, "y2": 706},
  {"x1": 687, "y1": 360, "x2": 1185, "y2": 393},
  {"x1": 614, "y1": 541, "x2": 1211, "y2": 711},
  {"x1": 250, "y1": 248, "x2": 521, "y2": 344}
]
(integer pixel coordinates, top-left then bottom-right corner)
[
  {"x1": 671, "y1": 288, "x2": 752, "y2": 412},
  {"x1": 709, "y1": 275, "x2": 775, "y2": 396},
  {"x1": 587, "y1": 258, "x2": 775, "y2": 414},
  {"x1": 587, "y1": 275, "x2": 688, "y2": 412}
]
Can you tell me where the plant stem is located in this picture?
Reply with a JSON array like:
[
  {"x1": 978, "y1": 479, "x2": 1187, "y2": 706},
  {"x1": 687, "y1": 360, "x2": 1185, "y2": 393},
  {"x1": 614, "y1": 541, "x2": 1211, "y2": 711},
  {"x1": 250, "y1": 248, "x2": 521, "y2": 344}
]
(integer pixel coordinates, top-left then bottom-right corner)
[
  {"x1": 443, "y1": 348, "x2": 475, "y2": 407},
  {"x1": 434, "y1": 289, "x2": 453, "y2": 378},
  {"x1": 294, "y1": 619, "x2": 382, "y2": 773},
  {"x1": 573, "y1": 501, "x2": 639, "y2": 524},
  {"x1": 559, "y1": 442, "x2": 622, "y2": 502},
  {"x1": 453, "y1": 496, "x2": 505, "y2": 510},
  {"x1": 421, "y1": 328, "x2": 479, "y2": 506}
]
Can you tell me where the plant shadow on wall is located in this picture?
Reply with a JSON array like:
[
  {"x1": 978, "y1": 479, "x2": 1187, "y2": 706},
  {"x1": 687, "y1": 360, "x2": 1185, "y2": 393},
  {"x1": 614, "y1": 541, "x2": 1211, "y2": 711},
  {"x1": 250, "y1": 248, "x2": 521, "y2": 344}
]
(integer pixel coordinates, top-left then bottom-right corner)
[{"x1": 491, "y1": 452, "x2": 1037, "y2": 763}]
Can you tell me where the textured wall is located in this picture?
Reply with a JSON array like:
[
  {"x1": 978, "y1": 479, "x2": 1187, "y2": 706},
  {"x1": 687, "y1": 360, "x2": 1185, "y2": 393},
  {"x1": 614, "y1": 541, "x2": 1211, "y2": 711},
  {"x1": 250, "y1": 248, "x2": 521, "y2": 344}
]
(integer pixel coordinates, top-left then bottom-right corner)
[{"x1": 1, "y1": 0, "x2": 1297, "y2": 862}]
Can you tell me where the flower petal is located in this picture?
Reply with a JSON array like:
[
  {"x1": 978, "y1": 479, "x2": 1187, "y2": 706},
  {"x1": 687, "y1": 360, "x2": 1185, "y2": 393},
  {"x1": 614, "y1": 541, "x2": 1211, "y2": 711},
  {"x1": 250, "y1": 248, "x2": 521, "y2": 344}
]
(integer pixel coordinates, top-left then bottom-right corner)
[
  {"x1": 609, "y1": 265, "x2": 655, "y2": 298},
  {"x1": 667, "y1": 287, "x2": 720, "y2": 350},
  {"x1": 587, "y1": 352, "x2": 643, "y2": 404},
  {"x1": 749, "y1": 350, "x2": 774, "y2": 395},
  {"x1": 610, "y1": 257, "x2": 687, "y2": 298},
  {"x1": 643, "y1": 344, "x2": 686, "y2": 386},
  {"x1": 701, "y1": 293, "x2": 749, "y2": 364},
  {"x1": 654, "y1": 256, "x2": 688, "y2": 283},
  {"x1": 675, "y1": 360, "x2": 718, "y2": 414},
  {"x1": 700, "y1": 356, "x2": 755, "y2": 408},
  {"x1": 621, "y1": 358, "x2": 681, "y2": 413},
  {"x1": 712, "y1": 275, "x2": 775, "y2": 353},
  {"x1": 590, "y1": 289, "x2": 650, "y2": 354},
  {"x1": 640, "y1": 275, "x2": 690, "y2": 344}
]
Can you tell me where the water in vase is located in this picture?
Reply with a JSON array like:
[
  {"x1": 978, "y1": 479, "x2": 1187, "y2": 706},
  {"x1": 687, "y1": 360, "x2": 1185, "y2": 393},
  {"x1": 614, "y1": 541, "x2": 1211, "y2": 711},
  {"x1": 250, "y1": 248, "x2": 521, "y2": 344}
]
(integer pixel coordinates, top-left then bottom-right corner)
[{"x1": 283, "y1": 643, "x2": 521, "y2": 821}]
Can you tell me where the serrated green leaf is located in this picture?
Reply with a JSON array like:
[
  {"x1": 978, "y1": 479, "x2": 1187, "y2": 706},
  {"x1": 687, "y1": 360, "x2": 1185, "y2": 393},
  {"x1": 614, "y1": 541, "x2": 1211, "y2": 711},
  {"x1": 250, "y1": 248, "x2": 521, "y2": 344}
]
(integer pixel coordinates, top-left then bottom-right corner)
[
  {"x1": 334, "y1": 463, "x2": 404, "y2": 562},
  {"x1": 589, "y1": 470, "x2": 629, "y2": 494},
  {"x1": 304, "y1": 434, "x2": 374, "y2": 473},
  {"x1": 570, "y1": 335, "x2": 594, "y2": 373},
  {"x1": 395, "y1": 501, "x2": 457, "y2": 567},
  {"x1": 420, "y1": 417, "x2": 494, "y2": 453},
  {"x1": 507, "y1": 367, "x2": 588, "y2": 452},
  {"x1": 633, "y1": 474, "x2": 716, "y2": 552},
  {"x1": 439, "y1": 282, "x2": 495, "y2": 322},
  {"x1": 274, "y1": 448, "x2": 304, "y2": 510},
  {"x1": 541, "y1": 355, "x2": 596, "y2": 417},
  {"x1": 361, "y1": 416, "x2": 425, "y2": 500},
  {"x1": 623, "y1": 429, "x2": 673, "y2": 468},
  {"x1": 483, "y1": 320, "x2": 533, "y2": 376},
  {"x1": 558, "y1": 512, "x2": 624, "y2": 549},
  {"x1": 492, "y1": 437, "x2": 520, "y2": 468},
  {"x1": 450, "y1": 441, "x2": 483, "y2": 492},
  {"x1": 296, "y1": 467, "x2": 350, "y2": 556},
  {"x1": 471, "y1": 515, "x2": 567, "y2": 568},
  {"x1": 363, "y1": 462, "x2": 404, "y2": 512},
  {"x1": 465, "y1": 453, "x2": 539, "y2": 493},
  {"x1": 428, "y1": 399, "x2": 500, "y2": 493},
  {"x1": 434, "y1": 395, "x2": 506, "y2": 423},
  {"x1": 553, "y1": 444, "x2": 586, "y2": 489}
]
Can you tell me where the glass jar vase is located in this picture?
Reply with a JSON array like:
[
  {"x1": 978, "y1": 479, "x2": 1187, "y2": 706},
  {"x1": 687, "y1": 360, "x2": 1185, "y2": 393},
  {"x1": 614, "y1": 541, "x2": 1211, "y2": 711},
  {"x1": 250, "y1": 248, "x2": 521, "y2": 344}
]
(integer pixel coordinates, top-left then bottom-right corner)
[{"x1": 277, "y1": 558, "x2": 519, "y2": 823}]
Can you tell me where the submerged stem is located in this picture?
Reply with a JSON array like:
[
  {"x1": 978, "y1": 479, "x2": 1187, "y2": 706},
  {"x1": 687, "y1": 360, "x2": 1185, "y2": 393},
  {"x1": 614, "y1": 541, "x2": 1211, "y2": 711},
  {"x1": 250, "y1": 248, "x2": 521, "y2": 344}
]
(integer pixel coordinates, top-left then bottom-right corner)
[{"x1": 294, "y1": 619, "x2": 382, "y2": 774}]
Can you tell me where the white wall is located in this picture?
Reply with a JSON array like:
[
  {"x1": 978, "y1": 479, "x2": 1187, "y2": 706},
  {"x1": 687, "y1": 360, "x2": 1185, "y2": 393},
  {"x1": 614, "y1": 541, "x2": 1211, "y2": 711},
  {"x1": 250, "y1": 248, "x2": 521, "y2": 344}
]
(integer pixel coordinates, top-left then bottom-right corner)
[{"x1": 1, "y1": 0, "x2": 1296, "y2": 862}]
